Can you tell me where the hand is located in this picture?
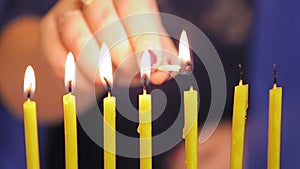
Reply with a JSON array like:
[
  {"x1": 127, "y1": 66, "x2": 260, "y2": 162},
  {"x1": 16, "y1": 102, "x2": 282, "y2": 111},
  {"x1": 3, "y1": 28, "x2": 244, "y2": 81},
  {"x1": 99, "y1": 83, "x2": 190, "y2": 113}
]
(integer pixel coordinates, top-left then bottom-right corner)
[
  {"x1": 40, "y1": 0, "x2": 178, "y2": 93},
  {"x1": 0, "y1": 0, "x2": 178, "y2": 123}
]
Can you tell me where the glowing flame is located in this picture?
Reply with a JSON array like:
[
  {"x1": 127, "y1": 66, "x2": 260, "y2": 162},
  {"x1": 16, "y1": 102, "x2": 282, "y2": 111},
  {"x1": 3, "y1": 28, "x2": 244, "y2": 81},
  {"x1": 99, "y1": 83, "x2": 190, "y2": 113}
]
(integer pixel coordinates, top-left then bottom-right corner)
[
  {"x1": 178, "y1": 30, "x2": 191, "y2": 63},
  {"x1": 98, "y1": 43, "x2": 113, "y2": 89},
  {"x1": 64, "y1": 52, "x2": 76, "y2": 92},
  {"x1": 23, "y1": 65, "x2": 36, "y2": 98},
  {"x1": 140, "y1": 50, "x2": 151, "y2": 82}
]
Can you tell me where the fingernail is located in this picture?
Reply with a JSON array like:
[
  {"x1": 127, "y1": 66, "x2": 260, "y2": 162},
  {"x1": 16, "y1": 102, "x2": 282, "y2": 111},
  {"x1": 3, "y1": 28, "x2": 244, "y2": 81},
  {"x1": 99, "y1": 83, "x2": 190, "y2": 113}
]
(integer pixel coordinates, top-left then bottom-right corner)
[
  {"x1": 81, "y1": 0, "x2": 94, "y2": 5},
  {"x1": 148, "y1": 50, "x2": 157, "y2": 68}
]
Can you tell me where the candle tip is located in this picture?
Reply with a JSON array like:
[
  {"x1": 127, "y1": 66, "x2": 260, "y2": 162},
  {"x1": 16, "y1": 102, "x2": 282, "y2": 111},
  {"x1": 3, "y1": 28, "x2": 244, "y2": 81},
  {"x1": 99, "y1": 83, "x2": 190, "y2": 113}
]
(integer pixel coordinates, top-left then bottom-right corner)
[
  {"x1": 273, "y1": 64, "x2": 277, "y2": 85},
  {"x1": 238, "y1": 64, "x2": 243, "y2": 82}
]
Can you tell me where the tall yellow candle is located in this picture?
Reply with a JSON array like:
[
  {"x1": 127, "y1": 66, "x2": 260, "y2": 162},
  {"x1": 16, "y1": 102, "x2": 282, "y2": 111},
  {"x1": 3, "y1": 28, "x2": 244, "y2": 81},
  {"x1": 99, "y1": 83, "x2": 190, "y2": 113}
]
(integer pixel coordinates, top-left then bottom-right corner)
[
  {"x1": 63, "y1": 52, "x2": 78, "y2": 169},
  {"x1": 99, "y1": 43, "x2": 116, "y2": 169},
  {"x1": 103, "y1": 93, "x2": 116, "y2": 169},
  {"x1": 138, "y1": 89, "x2": 152, "y2": 169},
  {"x1": 178, "y1": 30, "x2": 198, "y2": 169},
  {"x1": 23, "y1": 65, "x2": 40, "y2": 169},
  {"x1": 183, "y1": 86, "x2": 198, "y2": 169},
  {"x1": 138, "y1": 51, "x2": 152, "y2": 169},
  {"x1": 230, "y1": 67, "x2": 249, "y2": 169},
  {"x1": 268, "y1": 65, "x2": 283, "y2": 169}
]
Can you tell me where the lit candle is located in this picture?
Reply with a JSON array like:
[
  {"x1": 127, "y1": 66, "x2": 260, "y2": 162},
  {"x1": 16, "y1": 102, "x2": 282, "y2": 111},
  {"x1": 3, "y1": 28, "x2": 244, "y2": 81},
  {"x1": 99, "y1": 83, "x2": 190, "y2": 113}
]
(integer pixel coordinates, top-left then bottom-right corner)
[
  {"x1": 23, "y1": 65, "x2": 40, "y2": 169},
  {"x1": 230, "y1": 64, "x2": 248, "y2": 169},
  {"x1": 267, "y1": 65, "x2": 282, "y2": 169},
  {"x1": 99, "y1": 44, "x2": 116, "y2": 169},
  {"x1": 63, "y1": 52, "x2": 78, "y2": 169},
  {"x1": 180, "y1": 30, "x2": 198, "y2": 169},
  {"x1": 138, "y1": 50, "x2": 152, "y2": 169}
]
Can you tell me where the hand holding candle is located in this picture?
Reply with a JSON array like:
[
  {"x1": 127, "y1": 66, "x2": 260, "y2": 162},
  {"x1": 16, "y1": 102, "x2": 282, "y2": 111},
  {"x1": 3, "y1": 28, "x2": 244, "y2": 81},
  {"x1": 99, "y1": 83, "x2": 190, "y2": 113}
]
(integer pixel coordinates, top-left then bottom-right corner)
[
  {"x1": 63, "y1": 52, "x2": 78, "y2": 169},
  {"x1": 23, "y1": 65, "x2": 40, "y2": 169},
  {"x1": 99, "y1": 44, "x2": 116, "y2": 169}
]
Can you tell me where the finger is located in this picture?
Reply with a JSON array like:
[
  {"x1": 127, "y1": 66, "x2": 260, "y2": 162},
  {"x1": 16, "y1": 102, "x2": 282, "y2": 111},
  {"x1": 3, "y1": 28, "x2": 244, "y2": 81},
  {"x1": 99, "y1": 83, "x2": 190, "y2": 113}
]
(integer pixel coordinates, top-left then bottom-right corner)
[
  {"x1": 81, "y1": 0, "x2": 144, "y2": 87},
  {"x1": 80, "y1": 0, "x2": 133, "y2": 65},
  {"x1": 114, "y1": 0, "x2": 178, "y2": 84},
  {"x1": 58, "y1": 9, "x2": 102, "y2": 86},
  {"x1": 40, "y1": 2, "x2": 75, "y2": 80},
  {"x1": 41, "y1": 0, "x2": 81, "y2": 77},
  {"x1": 59, "y1": 10, "x2": 92, "y2": 56},
  {"x1": 41, "y1": 1, "x2": 99, "y2": 93}
]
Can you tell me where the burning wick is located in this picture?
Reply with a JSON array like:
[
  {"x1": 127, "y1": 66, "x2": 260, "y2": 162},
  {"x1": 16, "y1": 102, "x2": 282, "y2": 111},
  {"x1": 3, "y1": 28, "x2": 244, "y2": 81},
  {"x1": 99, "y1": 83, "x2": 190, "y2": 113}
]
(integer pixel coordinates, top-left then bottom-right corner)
[
  {"x1": 141, "y1": 74, "x2": 148, "y2": 94},
  {"x1": 68, "y1": 81, "x2": 72, "y2": 93},
  {"x1": 103, "y1": 77, "x2": 112, "y2": 94}
]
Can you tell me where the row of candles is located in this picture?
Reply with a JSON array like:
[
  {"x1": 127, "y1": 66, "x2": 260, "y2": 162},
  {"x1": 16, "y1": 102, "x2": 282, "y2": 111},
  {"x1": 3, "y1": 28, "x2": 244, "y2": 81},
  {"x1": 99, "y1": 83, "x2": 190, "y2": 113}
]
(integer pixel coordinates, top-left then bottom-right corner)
[{"x1": 22, "y1": 30, "x2": 282, "y2": 169}]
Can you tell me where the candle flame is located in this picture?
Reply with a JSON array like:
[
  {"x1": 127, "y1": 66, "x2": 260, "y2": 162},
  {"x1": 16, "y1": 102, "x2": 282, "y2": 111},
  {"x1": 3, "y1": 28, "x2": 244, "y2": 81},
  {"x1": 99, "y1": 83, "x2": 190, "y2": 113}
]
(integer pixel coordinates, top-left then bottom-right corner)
[
  {"x1": 178, "y1": 30, "x2": 191, "y2": 64},
  {"x1": 98, "y1": 43, "x2": 113, "y2": 90},
  {"x1": 140, "y1": 50, "x2": 151, "y2": 84},
  {"x1": 64, "y1": 52, "x2": 76, "y2": 92},
  {"x1": 23, "y1": 65, "x2": 36, "y2": 99}
]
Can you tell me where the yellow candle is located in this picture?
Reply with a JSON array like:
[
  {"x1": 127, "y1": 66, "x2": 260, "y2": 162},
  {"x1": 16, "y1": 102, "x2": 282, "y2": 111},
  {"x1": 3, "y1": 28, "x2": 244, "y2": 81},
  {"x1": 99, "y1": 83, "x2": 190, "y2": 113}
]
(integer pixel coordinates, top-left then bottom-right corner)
[
  {"x1": 178, "y1": 30, "x2": 198, "y2": 169},
  {"x1": 183, "y1": 86, "x2": 198, "y2": 169},
  {"x1": 268, "y1": 66, "x2": 282, "y2": 169},
  {"x1": 138, "y1": 89, "x2": 152, "y2": 169},
  {"x1": 230, "y1": 79, "x2": 248, "y2": 169},
  {"x1": 103, "y1": 92, "x2": 116, "y2": 169},
  {"x1": 63, "y1": 93, "x2": 77, "y2": 169},
  {"x1": 63, "y1": 52, "x2": 78, "y2": 169},
  {"x1": 98, "y1": 43, "x2": 116, "y2": 169},
  {"x1": 23, "y1": 65, "x2": 40, "y2": 169},
  {"x1": 138, "y1": 50, "x2": 152, "y2": 169}
]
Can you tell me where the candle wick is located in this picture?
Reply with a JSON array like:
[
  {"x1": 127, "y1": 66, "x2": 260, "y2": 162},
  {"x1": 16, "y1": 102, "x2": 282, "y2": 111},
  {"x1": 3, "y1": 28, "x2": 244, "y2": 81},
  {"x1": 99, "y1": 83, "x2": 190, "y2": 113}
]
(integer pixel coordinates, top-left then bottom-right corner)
[
  {"x1": 273, "y1": 64, "x2": 277, "y2": 85},
  {"x1": 238, "y1": 64, "x2": 244, "y2": 85},
  {"x1": 189, "y1": 73, "x2": 193, "y2": 88},
  {"x1": 181, "y1": 62, "x2": 193, "y2": 88},
  {"x1": 141, "y1": 74, "x2": 147, "y2": 93},
  {"x1": 104, "y1": 77, "x2": 111, "y2": 93},
  {"x1": 27, "y1": 91, "x2": 31, "y2": 99},
  {"x1": 180, "y1": 62, "x2": 193, "y2": 73},
  {"x1": 238, "y1": 64, "x2": 243, "y2": 81},
  {"x1": 68, "y1": 80, "x2": 72, "y2": 93}
]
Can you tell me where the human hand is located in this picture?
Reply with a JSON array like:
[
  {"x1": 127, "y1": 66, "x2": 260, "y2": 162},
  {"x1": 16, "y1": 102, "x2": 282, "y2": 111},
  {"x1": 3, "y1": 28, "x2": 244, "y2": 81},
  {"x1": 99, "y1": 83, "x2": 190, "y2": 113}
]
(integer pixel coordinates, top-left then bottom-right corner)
[{"x1": 40, "y1": 0, "x2": 178, "y2": 94}]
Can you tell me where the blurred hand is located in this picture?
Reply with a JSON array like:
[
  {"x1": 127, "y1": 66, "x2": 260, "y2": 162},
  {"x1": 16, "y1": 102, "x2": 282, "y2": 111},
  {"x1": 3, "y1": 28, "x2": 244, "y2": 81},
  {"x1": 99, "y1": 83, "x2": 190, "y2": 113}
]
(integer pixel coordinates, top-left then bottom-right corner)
[{"x1": 40, "y1": 0, "x2": 177, "y2": 93}]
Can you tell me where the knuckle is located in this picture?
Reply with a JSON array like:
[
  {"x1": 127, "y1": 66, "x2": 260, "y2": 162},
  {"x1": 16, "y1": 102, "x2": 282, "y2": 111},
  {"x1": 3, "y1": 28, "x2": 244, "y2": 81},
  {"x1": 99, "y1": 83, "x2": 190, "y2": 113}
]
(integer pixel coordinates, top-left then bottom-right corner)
[{"x1": 131, "y1": 34, "x2": 161, "y2": 50}]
